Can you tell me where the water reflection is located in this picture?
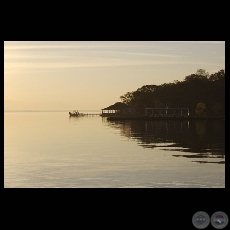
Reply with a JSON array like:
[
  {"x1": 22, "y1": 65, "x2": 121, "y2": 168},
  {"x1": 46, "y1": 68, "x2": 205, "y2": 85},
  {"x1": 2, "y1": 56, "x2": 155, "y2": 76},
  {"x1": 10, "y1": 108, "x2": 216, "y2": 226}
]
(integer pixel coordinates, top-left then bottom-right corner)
[{"x1": 106, "y1": 119, "x2": 225, "y2": 164}]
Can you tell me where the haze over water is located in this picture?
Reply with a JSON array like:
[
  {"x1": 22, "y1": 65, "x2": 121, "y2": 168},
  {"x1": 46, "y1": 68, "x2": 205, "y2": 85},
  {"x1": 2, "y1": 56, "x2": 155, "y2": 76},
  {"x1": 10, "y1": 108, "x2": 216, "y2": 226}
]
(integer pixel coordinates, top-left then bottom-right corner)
[{"x1": 4, "y1": 111, "x2": 225, "y2": 188}]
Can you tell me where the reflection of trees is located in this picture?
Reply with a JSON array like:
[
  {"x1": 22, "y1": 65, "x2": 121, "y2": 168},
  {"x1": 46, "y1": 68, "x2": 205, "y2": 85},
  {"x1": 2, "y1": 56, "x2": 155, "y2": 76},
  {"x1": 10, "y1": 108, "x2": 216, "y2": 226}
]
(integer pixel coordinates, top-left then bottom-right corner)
[
  {"x1": 106, "y1": 119, "x2": 225, "y2": 163},
  {"x1": 196, "y1": 121, "x2": 206, "y2": 136}
]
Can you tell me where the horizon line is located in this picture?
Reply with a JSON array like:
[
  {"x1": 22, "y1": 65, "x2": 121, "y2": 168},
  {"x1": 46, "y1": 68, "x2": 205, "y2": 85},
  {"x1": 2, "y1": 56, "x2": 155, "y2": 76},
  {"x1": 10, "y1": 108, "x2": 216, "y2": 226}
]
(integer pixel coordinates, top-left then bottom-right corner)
[{"x1": 4, "y1": 109, "x2": 102, "y2": 112}]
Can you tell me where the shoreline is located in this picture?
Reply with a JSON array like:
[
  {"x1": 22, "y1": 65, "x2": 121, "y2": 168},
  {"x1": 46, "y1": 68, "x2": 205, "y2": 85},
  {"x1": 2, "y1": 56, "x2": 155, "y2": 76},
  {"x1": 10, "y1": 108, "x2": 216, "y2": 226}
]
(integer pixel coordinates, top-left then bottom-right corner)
[{"x1": 107, "y1": 116, "x2": 225, "y2": 121}]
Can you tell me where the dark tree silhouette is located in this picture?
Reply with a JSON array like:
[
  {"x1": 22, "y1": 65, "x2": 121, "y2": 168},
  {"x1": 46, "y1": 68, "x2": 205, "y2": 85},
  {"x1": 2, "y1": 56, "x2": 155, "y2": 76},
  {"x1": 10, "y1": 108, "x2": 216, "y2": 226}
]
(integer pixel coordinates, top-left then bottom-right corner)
[{"x1": 119, "y1": 69, "x2": 225, "y2": 116}]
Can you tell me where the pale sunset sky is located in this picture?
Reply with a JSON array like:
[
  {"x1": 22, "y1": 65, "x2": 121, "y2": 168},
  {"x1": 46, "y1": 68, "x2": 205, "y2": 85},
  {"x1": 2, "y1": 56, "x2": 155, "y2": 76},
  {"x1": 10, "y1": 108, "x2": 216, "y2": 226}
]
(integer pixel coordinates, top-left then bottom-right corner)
[{"x1": 4, "y1": 41, "x2": 225, "y2": 110}]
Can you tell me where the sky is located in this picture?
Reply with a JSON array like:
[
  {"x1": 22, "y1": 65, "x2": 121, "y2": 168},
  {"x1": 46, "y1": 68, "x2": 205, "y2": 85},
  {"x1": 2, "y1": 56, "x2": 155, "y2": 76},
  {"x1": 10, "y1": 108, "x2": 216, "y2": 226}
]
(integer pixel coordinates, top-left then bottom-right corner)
[{"x1": 4, "y1": 41, "x2": 225, "y2": 110}]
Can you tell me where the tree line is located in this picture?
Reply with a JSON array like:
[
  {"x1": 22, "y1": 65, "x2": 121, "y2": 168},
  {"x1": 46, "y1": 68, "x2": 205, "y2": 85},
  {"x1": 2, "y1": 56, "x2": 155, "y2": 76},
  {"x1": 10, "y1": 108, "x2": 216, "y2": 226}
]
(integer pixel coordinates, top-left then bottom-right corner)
[{"x1": 120, "y1": 69, "x2": 225, "y2": 116}]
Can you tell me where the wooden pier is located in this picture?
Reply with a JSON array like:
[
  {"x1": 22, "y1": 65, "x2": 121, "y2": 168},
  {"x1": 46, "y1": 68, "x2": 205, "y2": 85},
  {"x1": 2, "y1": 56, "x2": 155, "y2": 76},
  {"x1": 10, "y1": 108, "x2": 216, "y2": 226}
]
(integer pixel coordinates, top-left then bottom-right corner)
[
  {"x1": 69, "y1": 111, "x2": 102, "y2": 117},
  {"x1": 84, "y1": 113, "x2": 102, "y2": 116},
  {"x1": 107, "y1": 115, "x2": 225, "y2": 121}
]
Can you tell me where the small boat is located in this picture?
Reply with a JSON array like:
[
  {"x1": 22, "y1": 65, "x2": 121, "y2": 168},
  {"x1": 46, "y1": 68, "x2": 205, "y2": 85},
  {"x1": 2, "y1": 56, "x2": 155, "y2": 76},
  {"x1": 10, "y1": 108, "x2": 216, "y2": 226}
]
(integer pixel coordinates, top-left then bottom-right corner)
[{"x1": 69, "y1": 110, "x2": 84, "y2": 117}]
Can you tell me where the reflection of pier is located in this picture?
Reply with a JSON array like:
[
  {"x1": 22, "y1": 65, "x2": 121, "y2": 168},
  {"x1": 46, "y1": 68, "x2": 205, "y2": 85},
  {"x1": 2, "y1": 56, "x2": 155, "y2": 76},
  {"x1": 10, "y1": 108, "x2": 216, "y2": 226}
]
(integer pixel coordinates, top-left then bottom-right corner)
[{"x1": 144, "y1": 120, "x2": 190, "y2": 133}]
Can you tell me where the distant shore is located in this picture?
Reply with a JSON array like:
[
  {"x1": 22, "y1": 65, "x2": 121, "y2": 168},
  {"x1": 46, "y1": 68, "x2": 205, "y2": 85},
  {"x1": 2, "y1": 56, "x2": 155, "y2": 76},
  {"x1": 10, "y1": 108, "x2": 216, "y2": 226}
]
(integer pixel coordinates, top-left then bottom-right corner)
[{"x1": 107, "y1": 116, "x2": 225, "y2": 121}]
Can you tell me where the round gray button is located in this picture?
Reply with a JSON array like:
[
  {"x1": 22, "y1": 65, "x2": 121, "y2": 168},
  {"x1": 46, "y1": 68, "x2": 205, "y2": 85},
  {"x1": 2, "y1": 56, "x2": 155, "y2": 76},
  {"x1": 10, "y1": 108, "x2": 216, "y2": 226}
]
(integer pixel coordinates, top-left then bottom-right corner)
[
  {"x1": 192, "y1": 211, "x2": 210, "y2": 229},
  {"x1": 211, "y1": 211, "x2": 228, "y2": 229}
]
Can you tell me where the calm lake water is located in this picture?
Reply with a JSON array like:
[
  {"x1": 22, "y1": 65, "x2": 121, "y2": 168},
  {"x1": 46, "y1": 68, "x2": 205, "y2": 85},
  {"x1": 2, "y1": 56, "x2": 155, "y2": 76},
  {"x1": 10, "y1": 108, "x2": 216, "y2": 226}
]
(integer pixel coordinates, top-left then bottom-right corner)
[{"x1": 4, "y1": 111, "x2": 225, "y2": 188}]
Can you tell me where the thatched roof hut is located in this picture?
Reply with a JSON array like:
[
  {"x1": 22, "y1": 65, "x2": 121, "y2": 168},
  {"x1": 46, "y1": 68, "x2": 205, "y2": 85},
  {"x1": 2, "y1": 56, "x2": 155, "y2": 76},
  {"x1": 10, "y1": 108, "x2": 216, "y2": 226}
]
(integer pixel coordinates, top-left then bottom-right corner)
[{"x1": 101, "y1": 102, "x2": 130, "y2": 117}]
